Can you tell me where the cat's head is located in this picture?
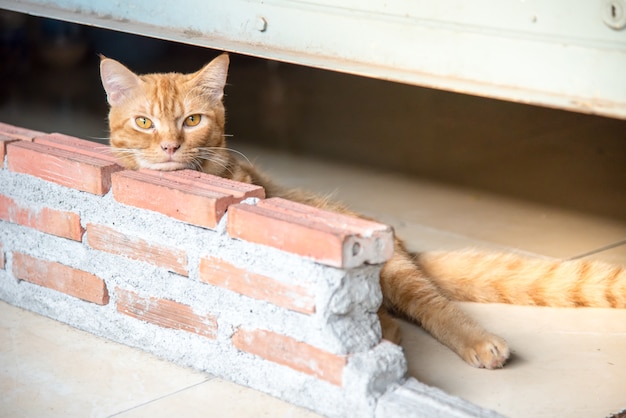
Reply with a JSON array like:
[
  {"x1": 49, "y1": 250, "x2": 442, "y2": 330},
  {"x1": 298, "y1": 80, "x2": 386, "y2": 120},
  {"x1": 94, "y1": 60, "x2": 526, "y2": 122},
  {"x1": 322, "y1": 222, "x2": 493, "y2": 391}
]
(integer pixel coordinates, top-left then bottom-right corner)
[{"x1": 100, "y1": 54, "x2": 230, "y2": 173}]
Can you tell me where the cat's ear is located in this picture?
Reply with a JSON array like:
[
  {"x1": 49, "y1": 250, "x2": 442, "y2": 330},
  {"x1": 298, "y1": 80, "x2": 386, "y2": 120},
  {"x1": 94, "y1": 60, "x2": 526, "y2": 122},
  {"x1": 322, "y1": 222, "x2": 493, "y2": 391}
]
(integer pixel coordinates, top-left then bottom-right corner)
[
  {"x1": 193, "y1": 53, "x2": 230, "y2": 104},
  {"x1": 100, "y1": 57, "x2": 142, "y2": 106}
]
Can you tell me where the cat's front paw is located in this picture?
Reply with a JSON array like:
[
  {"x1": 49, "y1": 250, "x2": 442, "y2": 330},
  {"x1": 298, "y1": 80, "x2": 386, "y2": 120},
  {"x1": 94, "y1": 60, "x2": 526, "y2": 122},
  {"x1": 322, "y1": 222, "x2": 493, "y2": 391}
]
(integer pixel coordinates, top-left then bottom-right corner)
[{"x1": 461, "y1": 335, "x2": 510, "y2": 369}]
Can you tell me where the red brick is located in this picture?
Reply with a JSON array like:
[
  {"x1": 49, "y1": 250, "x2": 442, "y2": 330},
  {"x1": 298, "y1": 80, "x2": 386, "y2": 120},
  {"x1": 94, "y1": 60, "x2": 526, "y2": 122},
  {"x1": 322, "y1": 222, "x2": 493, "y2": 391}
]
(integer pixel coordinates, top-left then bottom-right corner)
[
  {"x1": 0, "y1": 195, "x2": 84, "y2": 241},
  {"x1": 227, "y1": 198, "x2": 394, "y2": 268},
  {"x1": 232, "y1": 328, "x2": 346, "y2": 386},
  {"x1": 112, "y1": 169, "x2": 264, "y2": 228},
  {"x1": 258, "y1": 198, "x2": 390, "y2": 236},
  {"x1": 1, "y1": 134, "x2": 20, "y2": 162},
  {"x1": 12, "y1": 252, "x2": 109, "y2": 305},
  {"x1": 34, "y1": 133, "x2": 117, "y2": 163},
  {"x1": 199, "y1": 256, "x2": 315, "y2": 314},
  {"x1": 7, "y1": 141, "x2": 123, "y2": 195},
  {"x1": 116, "y1": 287, "x2": 217, "y2": 339},
  {"x1": 0, "y1": 122, "x2": 46, "y2": 141},
  {"x1": 163, "y1": 169, "x2": 265, "y2": 199},
  {"x1": 86, "y1": 223, "x2": 188, "y2": 276}
]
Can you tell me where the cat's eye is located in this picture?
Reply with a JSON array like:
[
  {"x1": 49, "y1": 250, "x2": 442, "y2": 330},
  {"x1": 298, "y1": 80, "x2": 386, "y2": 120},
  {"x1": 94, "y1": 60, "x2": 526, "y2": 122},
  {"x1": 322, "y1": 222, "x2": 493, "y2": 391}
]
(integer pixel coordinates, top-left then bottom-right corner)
[
  {"x1": 184, "y1": 114, "x2": 202, "y2": 127},
  {"x1": 135, "y1": 117, "x2": 153, "y2": 129}
]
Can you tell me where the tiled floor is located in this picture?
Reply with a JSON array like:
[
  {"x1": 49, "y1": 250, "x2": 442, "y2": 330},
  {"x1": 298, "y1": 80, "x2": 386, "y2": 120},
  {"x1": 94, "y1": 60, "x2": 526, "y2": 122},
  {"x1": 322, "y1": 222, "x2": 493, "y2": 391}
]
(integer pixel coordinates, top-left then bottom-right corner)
[{"x1": 2, "y1": 145, "x2": 625, "y2": 418}]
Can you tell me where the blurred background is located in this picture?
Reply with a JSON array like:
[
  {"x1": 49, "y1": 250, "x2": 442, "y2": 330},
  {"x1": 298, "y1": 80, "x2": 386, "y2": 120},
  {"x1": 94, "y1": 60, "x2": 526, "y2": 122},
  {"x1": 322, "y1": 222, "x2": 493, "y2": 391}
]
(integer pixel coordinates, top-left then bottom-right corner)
[{"x1": 1, "y1": 10, "x2": 625, "y2": 221}]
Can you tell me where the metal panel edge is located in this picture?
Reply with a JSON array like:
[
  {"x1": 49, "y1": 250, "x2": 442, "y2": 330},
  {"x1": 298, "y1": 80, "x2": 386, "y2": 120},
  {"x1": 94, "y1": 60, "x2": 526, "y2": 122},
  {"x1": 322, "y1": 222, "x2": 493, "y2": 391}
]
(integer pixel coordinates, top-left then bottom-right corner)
[{"x1": 2, "y1": 0, "x2": 625, "y2": 119}]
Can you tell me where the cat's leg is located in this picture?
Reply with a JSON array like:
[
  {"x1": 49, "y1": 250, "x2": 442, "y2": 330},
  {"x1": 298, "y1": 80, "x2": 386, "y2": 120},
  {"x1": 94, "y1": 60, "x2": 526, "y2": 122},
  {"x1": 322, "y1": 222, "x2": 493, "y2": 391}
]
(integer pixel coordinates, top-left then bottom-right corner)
[
  {"x1": 381, "y1": 243, "x2": 510, "y2": 369},
  {"x1": 378, "y1": 307, "x2": 402, "y2": 344}
]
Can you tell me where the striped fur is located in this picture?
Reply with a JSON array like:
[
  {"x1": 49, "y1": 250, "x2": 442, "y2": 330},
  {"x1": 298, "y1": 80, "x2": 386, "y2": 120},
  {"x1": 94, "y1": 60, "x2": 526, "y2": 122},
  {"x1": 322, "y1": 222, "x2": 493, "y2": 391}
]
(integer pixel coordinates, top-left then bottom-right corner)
[
  {"x1": 101, "y1": 54, "x2": 624, "y2": 370},
  {"x1": 417, "y1": 250, "x2": 626, "y2": 308}
]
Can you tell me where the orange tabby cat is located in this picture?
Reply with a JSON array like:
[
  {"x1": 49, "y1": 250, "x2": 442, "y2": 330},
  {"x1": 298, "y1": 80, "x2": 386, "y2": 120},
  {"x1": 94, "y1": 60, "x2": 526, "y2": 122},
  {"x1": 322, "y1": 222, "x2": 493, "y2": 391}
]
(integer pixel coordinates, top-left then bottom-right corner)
[{"x1": 100, "y1": 53, "x2": 626, "y2": 369}]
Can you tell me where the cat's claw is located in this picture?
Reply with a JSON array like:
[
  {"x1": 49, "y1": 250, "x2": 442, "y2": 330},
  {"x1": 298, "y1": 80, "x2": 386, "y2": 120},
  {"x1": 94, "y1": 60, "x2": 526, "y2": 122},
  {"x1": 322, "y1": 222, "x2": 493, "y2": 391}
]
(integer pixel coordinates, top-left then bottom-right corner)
[{"x1": 463, "y1": 336, "x2": 510, "y2": 369}]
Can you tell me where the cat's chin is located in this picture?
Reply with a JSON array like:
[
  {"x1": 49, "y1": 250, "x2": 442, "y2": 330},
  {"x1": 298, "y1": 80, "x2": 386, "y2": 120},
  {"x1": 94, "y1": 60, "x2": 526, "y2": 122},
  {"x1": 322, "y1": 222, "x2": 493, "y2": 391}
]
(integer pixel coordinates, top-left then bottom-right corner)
[{"x1": 138, "y1": 161, "x2": 191, "y2": 171}]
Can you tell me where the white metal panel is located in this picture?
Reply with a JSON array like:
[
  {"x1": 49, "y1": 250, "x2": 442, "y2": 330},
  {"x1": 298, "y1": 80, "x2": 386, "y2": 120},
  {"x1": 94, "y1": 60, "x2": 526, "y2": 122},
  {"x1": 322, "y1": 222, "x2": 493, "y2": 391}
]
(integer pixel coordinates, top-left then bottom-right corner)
[{"x1": 1, "y1": 0, "x2": 625, "y2": 119}]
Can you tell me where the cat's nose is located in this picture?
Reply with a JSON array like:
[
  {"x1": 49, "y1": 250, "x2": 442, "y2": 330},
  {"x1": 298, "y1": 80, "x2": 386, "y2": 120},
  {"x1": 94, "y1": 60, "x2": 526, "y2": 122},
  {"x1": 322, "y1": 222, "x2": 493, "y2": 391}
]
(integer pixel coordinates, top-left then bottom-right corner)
[{"x1": 161, "y1": 143, "x2": 181, "y2": 155}]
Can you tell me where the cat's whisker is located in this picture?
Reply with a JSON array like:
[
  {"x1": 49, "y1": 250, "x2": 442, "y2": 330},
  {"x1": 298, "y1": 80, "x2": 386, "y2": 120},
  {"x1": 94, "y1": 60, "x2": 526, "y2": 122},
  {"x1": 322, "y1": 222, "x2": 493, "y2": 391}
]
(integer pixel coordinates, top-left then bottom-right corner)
[
  {"x1": 111, "y1": 147, "x2": 140, "y2": 154},
  {"x1": 189, "y1": 158, "x2": 205, "y2": 172},
  {"x1": 195, "y1": 147, "x2": 225, "y2": 158},
  {"x1": 111, "y1": 151, "x2": 138, "y2": 159},
  {"x1": 114, "y1": 150, "x2": 137, "y2": 156},
  {"x1": 196, "y1": 146, "x2": 252, "y2": 166},
  {"x1": 195, "y1": 153, "x2": 230, "y2": 170},
  {"x1": 193, "y1": 154, "x2": 234, "y2": 176},
  {"x1": 226, "y1": 148, "x2": 252, "y2": 166}
]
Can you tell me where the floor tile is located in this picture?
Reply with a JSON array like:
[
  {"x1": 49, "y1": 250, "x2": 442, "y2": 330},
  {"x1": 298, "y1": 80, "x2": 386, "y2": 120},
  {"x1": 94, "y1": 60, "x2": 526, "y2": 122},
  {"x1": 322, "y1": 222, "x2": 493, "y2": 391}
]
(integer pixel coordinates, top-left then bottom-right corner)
[
  {"x1": 582, "y1": 243, "x2": 626, "y2": 265},
  {"x1": 0, "y1": 301, "x2": 207, "y2": 418},
  {"x1": 116, "y1": 378, "x2": 321, "y2": 418},
  {"x1": 399, "y1": 303, "x2": 626, "y2": 418}
]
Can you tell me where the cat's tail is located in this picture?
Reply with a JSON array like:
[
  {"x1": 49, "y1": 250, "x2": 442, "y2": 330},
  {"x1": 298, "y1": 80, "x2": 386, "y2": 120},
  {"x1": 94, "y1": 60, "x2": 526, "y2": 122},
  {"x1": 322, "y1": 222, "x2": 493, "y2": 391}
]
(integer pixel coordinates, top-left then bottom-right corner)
[{"x1": 416, "y1": 249, "x2": 626, "y2": 308}]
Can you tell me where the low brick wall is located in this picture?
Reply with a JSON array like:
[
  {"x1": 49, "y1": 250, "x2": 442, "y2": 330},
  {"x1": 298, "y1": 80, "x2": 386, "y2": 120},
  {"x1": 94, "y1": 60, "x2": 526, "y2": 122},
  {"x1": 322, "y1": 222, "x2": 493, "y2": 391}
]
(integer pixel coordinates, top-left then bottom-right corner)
[{"x1": 0, "y1": 122, "x2": 500, "y2": 417}]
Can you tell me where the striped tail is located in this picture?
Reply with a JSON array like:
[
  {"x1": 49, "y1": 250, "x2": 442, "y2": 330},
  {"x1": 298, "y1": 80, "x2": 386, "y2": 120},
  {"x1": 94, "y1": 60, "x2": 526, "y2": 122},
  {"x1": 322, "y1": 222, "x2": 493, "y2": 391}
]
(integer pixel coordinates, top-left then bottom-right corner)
[{"x1": 416, "y1": 249, "x2": 626, "y2": 308}]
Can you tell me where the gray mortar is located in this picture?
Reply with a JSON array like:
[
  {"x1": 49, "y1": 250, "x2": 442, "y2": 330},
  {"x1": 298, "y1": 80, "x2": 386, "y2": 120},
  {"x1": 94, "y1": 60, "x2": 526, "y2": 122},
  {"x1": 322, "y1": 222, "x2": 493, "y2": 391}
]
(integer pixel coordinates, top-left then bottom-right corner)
[
  {"x1": 0, "y1": 167, "x2": 500, "y2": 417},
  {"x1": 376, "y1": 378, "x2": 504, "y2": 418}
]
